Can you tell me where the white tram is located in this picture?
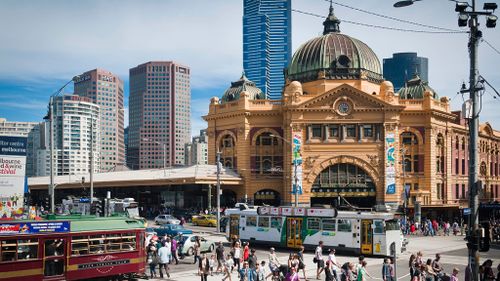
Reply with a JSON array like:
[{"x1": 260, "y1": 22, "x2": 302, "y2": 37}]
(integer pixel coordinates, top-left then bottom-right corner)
[{"x1": 225, "y1": 206, "x2": 406, "y2": 257}]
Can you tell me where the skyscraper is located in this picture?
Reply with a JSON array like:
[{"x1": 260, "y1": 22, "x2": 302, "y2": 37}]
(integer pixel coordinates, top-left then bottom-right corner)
[
  {"x1": 184, "y1": 129, "x2": 208, "y2": 166},
  {"x1": 36, "y1": 95, "x2": 100, "y2": 176},
  {"x1": 74, "y1": 68, "x2": 125, "y2": 172},
  {"x1": 128, "y1": 61, "x2": 191, "y2": 170},
  {"x1": 243, "y1": 0, "x2": 291, "y2": 99},
  {"x1": 383, "y1": 52, "x2": 429, "y2": 91}
]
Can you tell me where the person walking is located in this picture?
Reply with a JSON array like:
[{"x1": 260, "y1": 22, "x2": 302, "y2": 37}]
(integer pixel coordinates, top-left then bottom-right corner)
[
  {"x1": 382, "y1": 258, "x2": 393, "y2": 281},
  {"x1": 232, "y1": 241, "x2": 242, "y2": 272},
  {"x1": 297, "y1": 246, "x2": 308, "y2": 281},
  {"x1": 222, "y1": 254, "x2": 234, "y2": 281},
  {"x1": 199, "y1": 253, "x2": 210, "y2": 281},
  {"x1": 431, "y1": 254, "x2": 443, "y2": 281},
  {"x1": 216, "y1": 241, "x2": 225, "y2": 273},
  {"x1": 325, "y1": 260, "x2": 335, "y2": 281},
  {"x1": 158, "y1": 242, "x2": 171, "y2": 278},
  {"x1": 424, "y1": 259, "x2": 436, "y2": 281},
  {"x1": 286, "y1": 266, "x2": 300, "y2": 281},
  {"x1": 171, "y1": 237, "x2": 179, "y2": 265},
  {"x1": 315, "y1": 241, "x2": 325, "y2": 280},
  {"x1": 239, "y1": 261, "x2": 256, "y2": 281},
  {"x1": 327, "y1": 248, "x2": 341, "y2": 280},
  {"x1": 146, "y1": 244, "x2": 159, "y2": 279},
  {"x1": 357, "y1": 261, "x2": 368, "y2": 281},
  {"x1": 248, "y1": 249, "x2": 258, "y2": 270},
  {"x1": 450, "y1": 268, "x2": 459, "y2": 281},
  {"x1": 268, "y1": 248, "x2": 281, "y2": 280},
  {"x1": 243, "y1": 242, "x2": 250, "y2": 262},
  {"x1": 194, "y1": 236, "x2": 202, "y2": 264}
]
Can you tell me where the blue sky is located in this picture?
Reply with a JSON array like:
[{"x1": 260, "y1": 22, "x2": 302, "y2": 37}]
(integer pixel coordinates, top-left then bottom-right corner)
[{"x1": 0, "y1": 0, "x2": 499, "y2": 135}]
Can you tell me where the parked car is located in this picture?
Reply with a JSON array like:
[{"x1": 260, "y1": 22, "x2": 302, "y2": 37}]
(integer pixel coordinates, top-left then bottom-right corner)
[
  {"x1": 154, "y1": 224, "x2": 193, "y2": 237},
  {"x1": 154, "y1": 214, "x2": 181, "y2": 225},
  {"x1": 178, "y1": 235, "x2": 215, "y2": 256},
  {"x1": 191, "y1": 214, "x2": 217, "y2": 227}
]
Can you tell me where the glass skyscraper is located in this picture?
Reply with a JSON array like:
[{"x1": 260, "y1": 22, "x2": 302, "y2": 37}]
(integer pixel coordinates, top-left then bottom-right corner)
[
  {"x1": 383, "y1": 52, "x2": 429, "y2": 91},
  {"x1": 243, "y1": 0, "x2": 291, "y2": 100}
]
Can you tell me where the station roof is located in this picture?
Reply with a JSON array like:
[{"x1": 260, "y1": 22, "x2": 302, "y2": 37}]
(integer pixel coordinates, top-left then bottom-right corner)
[{"x1": 28, "y1": 164, "x2": 243, "y2": 190}]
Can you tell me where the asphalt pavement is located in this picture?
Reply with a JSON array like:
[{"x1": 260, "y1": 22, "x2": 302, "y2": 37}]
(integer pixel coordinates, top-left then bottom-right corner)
[{"x1": 144, "y1": 223, "x2": 500, "y2": 281}]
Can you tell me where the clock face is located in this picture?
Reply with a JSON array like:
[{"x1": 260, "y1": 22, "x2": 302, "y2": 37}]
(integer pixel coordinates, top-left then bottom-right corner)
[{"x1": 337, "y1": 102, "x2": 350, "y2": 114}]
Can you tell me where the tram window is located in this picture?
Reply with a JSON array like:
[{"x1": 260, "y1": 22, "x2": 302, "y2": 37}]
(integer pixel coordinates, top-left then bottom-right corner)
[
  {"x1": 307, "y1": 218, "x2": 321, "y2": 230},
  {"x1": 373, "y1": 221, "x2": 385, "y2": 234},
  {"x1": 89, "y1": 235, "x2": 106, "y2": 254},
  {"x1": 17, "y1": 239, "x2": 38, "y2": 260},
  {"x1": 106, "y1": 233, "x2": 122, "y2": 252},
  {"x1": 322, "y1": 219, "x2": 336, "y2": 231},
  {"x1": 385, "y1": 220, "x2": 400, "y2": 231},
  {"x1": 258, "y1": 217, "x2": 269, "y2": 228},
  {"x1": 246, "y1": 216, "x2": 257, "y2": 227},
  {"x1": 122, "y1": 233, "x2": 136, "y2": 251},
  {"x1": 337, "y1": 220, "x2": 352, "y2": 232},
  {"x1": 71, "y1": 236, "x2": 89, "y2": 256},
  {"x1": 1, "y1": 240, "x2": 17, "y2": 261},
  {"x1": 45, "y1": 239, "x2": 64, "y2": 257},
  {"x1": 271, "y1": 217, "x2": 282, "y2": 230}
]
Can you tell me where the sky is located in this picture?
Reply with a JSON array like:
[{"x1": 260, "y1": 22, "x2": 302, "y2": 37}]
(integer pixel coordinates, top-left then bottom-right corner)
[{"x1": 0, "y1": 0, "x2": 499, "y2": 136}]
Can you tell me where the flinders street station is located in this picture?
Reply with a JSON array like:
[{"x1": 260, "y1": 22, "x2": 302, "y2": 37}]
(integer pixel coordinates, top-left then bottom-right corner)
[{"x1": 204, "y1": 8, "x2": 500, "y2": 218}]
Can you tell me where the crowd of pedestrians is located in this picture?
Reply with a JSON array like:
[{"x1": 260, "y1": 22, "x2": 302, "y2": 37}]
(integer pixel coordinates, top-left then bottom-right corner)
[{"x1": 402, "y1": 218, "x2": 462, "y2": 237}]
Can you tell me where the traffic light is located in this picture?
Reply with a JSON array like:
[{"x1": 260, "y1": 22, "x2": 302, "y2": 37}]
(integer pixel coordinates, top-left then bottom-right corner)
[
  {"x1": 95, "y1": 200, "x2": 103, "y2": 216},
  {"x1": 44, "y1": 196, "x2": 50, "y2": 209},
  {"x1": 479, "y1": 222, "x2": 491, "y2": 252}
]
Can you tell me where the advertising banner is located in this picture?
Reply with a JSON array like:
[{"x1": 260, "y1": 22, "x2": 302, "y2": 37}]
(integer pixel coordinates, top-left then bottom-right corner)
[
  {"x1": 291, "y1": 130, "x2": 303, "y2": 195},
  {"x1": 0, "y1": 136, "x2": 27, "y2": 219},
  {"x1": 0, "y1": 221, "x2": 70, "y2": 235},
  {"x1": 385, "y1": 130, "x2": 397, "y2": 194}
]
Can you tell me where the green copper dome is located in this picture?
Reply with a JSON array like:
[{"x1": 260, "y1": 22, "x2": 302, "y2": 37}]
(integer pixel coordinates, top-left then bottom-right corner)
[
  {"x1": 286, "y1": 6, "x2": 383, "y2": 84},
  {"x1": 397, "y1": 74, "x2": 439, "y2": 100},
  {"x1": 221, "y1": 72, "x2": 265, "y2": 103}
]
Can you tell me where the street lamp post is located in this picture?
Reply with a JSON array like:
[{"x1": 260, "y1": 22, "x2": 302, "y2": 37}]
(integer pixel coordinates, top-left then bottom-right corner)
[
  {"x1": 270, "y1": 134, "x2": 299, "y2": 207},
  {"x1": 45, "y1": 76, "x2": 80, "y2": 214},
  {"x1": 393, "y1": 1, "x2": 497, "y2": 280},
  {"x1": 216, "y1": 151, "x2": 221, "y2": 233}
]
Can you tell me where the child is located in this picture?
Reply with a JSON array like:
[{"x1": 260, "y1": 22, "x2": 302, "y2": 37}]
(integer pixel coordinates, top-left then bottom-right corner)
[{"x1": 209, "y1": 254, "x2": 216, "y2": 276}]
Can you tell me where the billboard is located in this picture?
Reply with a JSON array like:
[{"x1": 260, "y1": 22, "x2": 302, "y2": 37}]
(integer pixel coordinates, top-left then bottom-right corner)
[
  {"x1": 291, "y1": 130, "x2": 303, "y2": 195},
  {"x1": 385, "y1": 130, "x2": 397, "y2": 194},
  {"x1": 0, "y1": 136, "x2": 27, "y2": 219}
]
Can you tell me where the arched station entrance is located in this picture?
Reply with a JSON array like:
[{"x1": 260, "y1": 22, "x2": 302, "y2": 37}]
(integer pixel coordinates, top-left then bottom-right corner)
[{"x1": 310, "y1": 163, "x2": 376, "y2": 208}]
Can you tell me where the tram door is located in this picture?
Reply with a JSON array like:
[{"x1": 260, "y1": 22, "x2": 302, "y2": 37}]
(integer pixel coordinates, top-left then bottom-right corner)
[
  {"x1": 360, "y1": 220, "x2": 373, "y2": 255},
  {"x1": 43, "y1": 238, "x2": 66, "y2": 279},
  {"x1": 229, "y1": 215, "x2": 240, "y2": 241},
  {"x1": 286, "y1": 218, "x2": 303, "y2": 248}
]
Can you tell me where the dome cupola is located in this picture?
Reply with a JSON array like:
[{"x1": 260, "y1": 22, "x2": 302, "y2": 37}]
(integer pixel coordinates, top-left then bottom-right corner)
[
  {"x1": 221, "y1": 72, "x2": 265, "y2": 103},
  {"x1": 286, "y1": 4, "x2": 383, "y2": 84},
  {"x1": 397, "y1": 73, "x2": 439, "y2": 100}
]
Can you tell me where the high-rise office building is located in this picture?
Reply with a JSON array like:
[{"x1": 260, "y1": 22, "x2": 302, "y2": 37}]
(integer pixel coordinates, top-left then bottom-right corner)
[
  {"x1": 128, "y1": 61, "x2": 191, "y2": 170},
  {"x1": 74, "y1": 68, "x2": 125, "y2": 172},
  {"x1": 36, "y1": 95, "x2": 100, "y2": 176},
  {"x1": 184, "y1": 129, "x2": 208, "y2": 166},
  {"x1": 383, "y1": 52, "x2": 428, "y2": 91},
  {"x1": 243, "y1": 0, "x2": 292, "y2": 99}
]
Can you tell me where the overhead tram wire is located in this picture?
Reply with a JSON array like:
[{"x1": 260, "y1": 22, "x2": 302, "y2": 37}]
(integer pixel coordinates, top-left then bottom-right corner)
[
  {"x1": 483, "y1": 39, "x2": 500, "y2": 56},
  {"x1": 323, "y1": 0, "x2": 462, "y2": 32},
  {"x1": 292, "y1": 9, "x2": 468, "y2": 34}
]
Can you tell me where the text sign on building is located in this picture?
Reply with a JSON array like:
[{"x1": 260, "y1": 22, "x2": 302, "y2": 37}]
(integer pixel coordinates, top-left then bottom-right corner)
[
  {"x1": 385, "y1": 129, "x2": 397, "y2": 194},
  {"x1": 0, "y1": 221, "x2": 70, "y2": 235},
  {"x1": 291, "y1": 129, "x2": 303, "y2": 195},
  {"x1": 0, "y1": 136, "x2": 27, "y2": 219}
]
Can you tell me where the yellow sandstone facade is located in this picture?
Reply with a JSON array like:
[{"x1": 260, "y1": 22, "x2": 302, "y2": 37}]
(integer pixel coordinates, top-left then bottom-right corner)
[{"x1": 203, "y1": 8, "x2": 500, "y2": 217}]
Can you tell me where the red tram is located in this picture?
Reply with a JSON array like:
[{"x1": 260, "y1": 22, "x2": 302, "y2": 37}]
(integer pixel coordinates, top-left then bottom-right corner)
[{"x1": 0, "y1": 215, "x2": 146, "y2": 280}]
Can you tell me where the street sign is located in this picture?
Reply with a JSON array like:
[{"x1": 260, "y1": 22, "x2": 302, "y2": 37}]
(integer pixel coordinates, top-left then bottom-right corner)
[
  {"x1": 79, "y1": 198, "x2": 90, "y2": 203},
  {"x1": 463, "y1": 208, "x2": 471, "y2": 215}
]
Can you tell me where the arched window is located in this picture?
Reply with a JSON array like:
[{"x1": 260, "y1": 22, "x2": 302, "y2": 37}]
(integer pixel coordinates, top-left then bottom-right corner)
[
  {"x1": 436, "y1": 134, "x2": 445, "y2": 174},
  {"x1": 252, "y1": 132, "x2": 282, "y2": 175},
  {"x1": 400, "y1": 132, "x2": 420, "y2": 173},
  {"x1": 219, "y1": 134, "x2": 236, "y2": 169}
]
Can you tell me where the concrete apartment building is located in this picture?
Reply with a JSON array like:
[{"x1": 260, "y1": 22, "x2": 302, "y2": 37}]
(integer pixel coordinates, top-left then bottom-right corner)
[
  {"x1": 36, "y1": 95, "x2": 100, "y2": 176},
  {"x1": 73, "y1": 68, "x2": 125, "y2": 172},
  {"x1": 185, "y1": 129, "x2": 208, "y2": 165},
  {"x1": 128, "y1": 61, "x2": 191, "y2": 170}
]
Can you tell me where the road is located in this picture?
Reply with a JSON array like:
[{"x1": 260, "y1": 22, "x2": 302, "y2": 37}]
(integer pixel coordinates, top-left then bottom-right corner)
[{"x1": 145, "y1": 223, "x2": 500, "y2": 281}]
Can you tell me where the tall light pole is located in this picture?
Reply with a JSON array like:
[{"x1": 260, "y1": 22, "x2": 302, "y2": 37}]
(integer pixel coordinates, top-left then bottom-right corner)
[
  {"x1": 142, "y1": 138, "x2": 167, "y2": 176},
  {"x1": 270, "y1": 134, "x2": 299, "y2": 207},
  {"x1": 216, "y1": 151, "x2": 221, "y2": 233},
  {"x1": 393, "y1": 1, "x2": 497, "y2": 279},
  {"x1": 45, "y1": 76, "x2": 80, "y2": 214}
]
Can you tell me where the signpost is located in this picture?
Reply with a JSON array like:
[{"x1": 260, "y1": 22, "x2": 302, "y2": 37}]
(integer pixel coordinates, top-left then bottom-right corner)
[{"x1": 0, "y1": 136, "x2": 27, "y2": 219}]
